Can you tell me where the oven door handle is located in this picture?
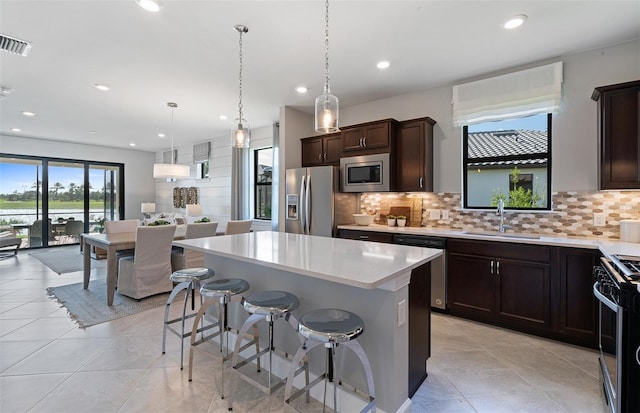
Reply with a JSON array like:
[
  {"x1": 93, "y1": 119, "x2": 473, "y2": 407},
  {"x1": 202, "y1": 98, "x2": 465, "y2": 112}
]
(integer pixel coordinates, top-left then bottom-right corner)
[{"x1": 593, "y1": 282, "x2": 619, "y2": 312}]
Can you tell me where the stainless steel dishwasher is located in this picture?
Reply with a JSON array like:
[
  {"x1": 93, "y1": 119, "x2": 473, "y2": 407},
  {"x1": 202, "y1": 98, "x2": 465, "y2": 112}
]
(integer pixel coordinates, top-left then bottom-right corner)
[{"x1": 392, "y1": 234, "x2": 447, "y2": 311}]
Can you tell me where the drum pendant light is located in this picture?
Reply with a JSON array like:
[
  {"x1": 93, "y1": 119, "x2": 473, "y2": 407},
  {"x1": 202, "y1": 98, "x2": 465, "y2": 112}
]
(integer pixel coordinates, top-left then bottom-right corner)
[
  {"x1": 153, "y1": 102, "x2": 190, "y2": 179},
  {"x1": 231, "y1": 24, "x2": 251, "y2": 148},
  {"x1": 315, "y1": 0, "x2": 339, "y2": 133}
]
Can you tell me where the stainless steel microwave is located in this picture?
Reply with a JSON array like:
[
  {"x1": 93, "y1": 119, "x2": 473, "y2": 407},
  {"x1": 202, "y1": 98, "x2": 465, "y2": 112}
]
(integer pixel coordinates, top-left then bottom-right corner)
[{"x1": 340, "y1": 153, "x2": 390, "y2": 192}]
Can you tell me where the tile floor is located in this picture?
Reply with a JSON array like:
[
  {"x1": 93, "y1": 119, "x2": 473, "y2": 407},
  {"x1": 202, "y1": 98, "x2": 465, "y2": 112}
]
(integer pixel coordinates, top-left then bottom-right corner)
[{"x1": 1, "y1": 247, "x2": 607, "y2": 413}]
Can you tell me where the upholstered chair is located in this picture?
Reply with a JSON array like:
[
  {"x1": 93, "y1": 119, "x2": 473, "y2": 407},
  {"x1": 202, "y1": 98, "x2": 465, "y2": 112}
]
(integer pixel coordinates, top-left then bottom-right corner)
[
  {"x1": 224, "y1": 220, "x2": 252, "y2": 235},
  {"x1": 105, "y1": 219, "x2": 139, "y2": 234},
  {"x1": 117, "y1": 225, "x2": 176, "y2": 299},
  {"x1": 63, "y1": 220, "x2": 84, "y2": 243},
  {"x1": 171, "y1": 221, "x2": 218, "y2": 271}
]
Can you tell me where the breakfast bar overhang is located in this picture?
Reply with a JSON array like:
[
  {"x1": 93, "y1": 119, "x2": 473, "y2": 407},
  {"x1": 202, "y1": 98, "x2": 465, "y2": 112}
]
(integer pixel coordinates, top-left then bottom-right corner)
[{"x1": 173, "y1": 231, "x2": 442, "y2": 413}]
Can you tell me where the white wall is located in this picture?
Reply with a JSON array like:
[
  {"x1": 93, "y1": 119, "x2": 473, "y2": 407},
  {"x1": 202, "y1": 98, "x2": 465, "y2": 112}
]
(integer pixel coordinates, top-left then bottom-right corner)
[
  {"x1": 0, "y1": 134, "x2": 156, "y2": 219},
  {"x1": 334, "y1": 39, "x2": 640, "y2": 192}
]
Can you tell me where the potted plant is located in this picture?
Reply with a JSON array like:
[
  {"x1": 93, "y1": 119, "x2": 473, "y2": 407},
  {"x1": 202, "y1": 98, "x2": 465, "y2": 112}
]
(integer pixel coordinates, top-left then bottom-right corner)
[
  {"x1": 396, "y1": 215, "x2": 407, "y2": 227},
  {"x1": 386, "y1": 215, "x2": 396, "y2": 227}
]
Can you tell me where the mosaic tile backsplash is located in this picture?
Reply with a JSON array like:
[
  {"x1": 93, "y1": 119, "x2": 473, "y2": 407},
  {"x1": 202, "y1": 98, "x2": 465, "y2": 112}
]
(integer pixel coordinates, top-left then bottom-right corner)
[{"x1": 359, "y1": 191, "x2": 640, "y2": 240}]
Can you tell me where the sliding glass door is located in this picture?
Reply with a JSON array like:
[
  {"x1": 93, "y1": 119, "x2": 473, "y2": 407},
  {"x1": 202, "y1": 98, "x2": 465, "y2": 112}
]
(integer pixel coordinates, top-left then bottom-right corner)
[{"x1": 0, "y1": 154, "x2": 123, "y2": 248}]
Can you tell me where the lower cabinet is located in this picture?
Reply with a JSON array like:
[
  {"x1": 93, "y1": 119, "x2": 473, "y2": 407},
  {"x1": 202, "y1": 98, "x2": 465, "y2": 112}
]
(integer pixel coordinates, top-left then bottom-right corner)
[
  {"x1": 448, "y1": 239, "x2": 551, "y2": 332},
  {"x1": 336, "y1": 229, "x2": 393, "y2": 243}
]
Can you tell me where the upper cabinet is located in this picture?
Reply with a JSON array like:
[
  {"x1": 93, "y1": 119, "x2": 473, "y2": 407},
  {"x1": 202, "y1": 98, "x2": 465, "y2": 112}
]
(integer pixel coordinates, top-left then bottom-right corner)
[
  {"x1": 396, "y1": 117, "x2": 436, "y2": 192},
  {"x1": 301, "y1": 132, "x2": 342, "y2": 167},
  {"x1": 592, "y1": 80, "x2": 640, "y2": 189},
  {"x1": 341, "y1": 119, "x2": 398, "y2": 155}
]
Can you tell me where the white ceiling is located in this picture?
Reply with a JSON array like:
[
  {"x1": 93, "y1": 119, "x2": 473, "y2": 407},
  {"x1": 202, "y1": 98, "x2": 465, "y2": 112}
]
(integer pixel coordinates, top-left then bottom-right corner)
[{"x1": 1, "y1": 0, "x2": 638, "y2": 152}]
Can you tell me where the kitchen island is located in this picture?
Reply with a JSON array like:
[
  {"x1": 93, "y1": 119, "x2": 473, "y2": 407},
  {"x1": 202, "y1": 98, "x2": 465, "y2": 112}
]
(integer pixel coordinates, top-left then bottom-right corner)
[{"x1": 173, "y1": 231, "x2": 442, "y2": 413}]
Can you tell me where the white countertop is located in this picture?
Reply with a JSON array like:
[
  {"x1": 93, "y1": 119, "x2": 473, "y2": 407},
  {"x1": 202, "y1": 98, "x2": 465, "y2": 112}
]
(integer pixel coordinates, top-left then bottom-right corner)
[
  {"x1": 173, "y1": 231, "x2": 442, "y2": 290},
  {"x1": 338, "y1": 224, "x2": 640, "y2": 258}
]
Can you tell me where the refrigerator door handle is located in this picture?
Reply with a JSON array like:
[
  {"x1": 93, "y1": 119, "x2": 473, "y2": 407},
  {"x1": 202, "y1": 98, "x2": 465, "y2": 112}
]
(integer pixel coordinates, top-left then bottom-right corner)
[
  {"x1": 305, "y1": 173, "x2": 311, "y2": 234},
  {"x1": 299, "y1": 175, "x2": 306, "y2": 233}
]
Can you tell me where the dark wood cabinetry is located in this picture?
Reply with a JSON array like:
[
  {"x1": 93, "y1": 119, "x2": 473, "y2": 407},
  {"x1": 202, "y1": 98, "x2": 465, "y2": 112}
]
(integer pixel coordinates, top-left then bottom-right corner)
[
  {"x1": 448, "y1": 239, "x2": 551, "y2": 332},
  {"x1": 592, "y1": 80, "x2": 640, "y2": 189},
  {"x1": 553, "y1": 247, "x2": 600, "y2": 347},
  {"x1": 341, "y1": 119, "x2": 397, "y2": 155},
  {"x1": 408, "y1": 261, "x2": 431, "y2": 398},
  {"x1": 301, "y1": 133, "x2": 342, "y2": 167},
  {"x1": 336, "y1": 229, "x2": 393, "y2": 243},
  {"x1": 397, "y1": 117, "x2": 435, "y2": 192}
]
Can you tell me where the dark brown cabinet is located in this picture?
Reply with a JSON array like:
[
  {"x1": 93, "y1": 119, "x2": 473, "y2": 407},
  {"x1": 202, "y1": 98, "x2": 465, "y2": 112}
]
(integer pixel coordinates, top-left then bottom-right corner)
[
  {"x1": 408, "y1": 261, "x2": 431, "y2": 398},
  {"x1": 592, "y1": 80, "x2": 640, "y2": 189},
  {"x1": 336, "y1": 229, "x2": 393, "y2": 243},
  {"x1": 553, "y1": 247, "x2": 600, "y2": 347},
  {"x1": 341, "y1": 119, "x2": 397, "y2": 155},
  {"x1": 397, "y1": 117, "x2": 435, "y2": 192},
  {"x1": 448, "y1": 239, "x2": 552, "y2": 332},
  {"x1": 301, "y1": 133, "x2": 342, "y2": 167}
]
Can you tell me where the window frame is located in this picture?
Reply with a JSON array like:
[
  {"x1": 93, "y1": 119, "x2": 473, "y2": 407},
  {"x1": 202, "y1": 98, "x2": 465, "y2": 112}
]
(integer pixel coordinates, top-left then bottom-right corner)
[
  {"x1": 462, "y1": 113, "x2": 552, "y2": 211},
  {"x1": 253, "y1": 147, "x2": 272, "y2": 220}
]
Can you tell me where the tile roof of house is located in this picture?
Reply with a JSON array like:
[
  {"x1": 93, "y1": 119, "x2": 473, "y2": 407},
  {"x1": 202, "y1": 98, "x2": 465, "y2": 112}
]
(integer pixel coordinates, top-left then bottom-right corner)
[{"x1": 468, "y1": 130, "x2": 548, "y2": 167}]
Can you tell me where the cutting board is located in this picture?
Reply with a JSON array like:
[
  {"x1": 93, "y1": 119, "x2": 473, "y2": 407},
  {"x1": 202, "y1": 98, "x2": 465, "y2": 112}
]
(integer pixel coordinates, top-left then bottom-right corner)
[{"x1": 378, "y1": 197, "x2": 422, "y2": 227}]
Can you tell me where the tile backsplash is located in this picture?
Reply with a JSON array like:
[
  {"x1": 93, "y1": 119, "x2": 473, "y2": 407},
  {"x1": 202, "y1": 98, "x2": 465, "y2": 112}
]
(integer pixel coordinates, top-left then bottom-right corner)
[{"x1": 359, "y1": 191, "x2": 640, "y2": 239}]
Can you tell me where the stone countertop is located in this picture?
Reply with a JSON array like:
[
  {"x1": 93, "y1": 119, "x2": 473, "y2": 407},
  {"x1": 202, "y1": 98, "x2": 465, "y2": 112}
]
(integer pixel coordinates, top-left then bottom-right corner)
[
  {"x1": 337, "y1": 224, "x2": 640, "y2": 259},
  {"x1": 173, "y1": 230, "x2": 442, "y2": 290}
]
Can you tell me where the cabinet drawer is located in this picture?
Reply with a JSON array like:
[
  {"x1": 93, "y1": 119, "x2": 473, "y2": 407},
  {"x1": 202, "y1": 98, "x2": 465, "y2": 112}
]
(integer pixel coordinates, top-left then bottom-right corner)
[
  {"x1": 448, "y1": 239, "x2": 550, "y2": 263},
  {"x1": 337, "y1": 229, "x2": 393, "y2": 244}
]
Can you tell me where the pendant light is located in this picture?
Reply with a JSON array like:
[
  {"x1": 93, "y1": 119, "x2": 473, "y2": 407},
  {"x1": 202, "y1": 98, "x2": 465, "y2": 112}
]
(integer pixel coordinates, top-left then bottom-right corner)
[
  {"x1": 232, "y1": 24, "x2": 250, "y2": 148},
  {"x1": 315, "y1": 0, "x2": 339, "y2": 133},
  {"x1": 153, "y1": 102, "x2": 190, "y2": 179}
]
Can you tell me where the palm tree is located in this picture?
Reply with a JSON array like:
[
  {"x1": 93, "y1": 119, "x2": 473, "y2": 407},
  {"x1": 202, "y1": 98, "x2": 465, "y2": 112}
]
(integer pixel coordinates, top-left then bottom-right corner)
[{"x1": 52, "y1": 182, "x2": 65, "y2": 200}]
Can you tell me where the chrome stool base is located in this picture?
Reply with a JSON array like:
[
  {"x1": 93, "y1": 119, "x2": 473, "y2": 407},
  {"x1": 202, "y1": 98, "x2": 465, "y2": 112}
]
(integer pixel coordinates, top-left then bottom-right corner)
[{"x1": 162, "y1": 267, "x2": 215, "y2": 370}]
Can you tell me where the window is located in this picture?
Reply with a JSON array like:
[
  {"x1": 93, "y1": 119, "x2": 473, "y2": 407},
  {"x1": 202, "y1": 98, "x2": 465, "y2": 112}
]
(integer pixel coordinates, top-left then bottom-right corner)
[
  {"x1": 254, "y1": 147, "x2": 272, "y2": 220},
  {"x1": 462, "y1": 113, "x2": 551, "y2": 210}
]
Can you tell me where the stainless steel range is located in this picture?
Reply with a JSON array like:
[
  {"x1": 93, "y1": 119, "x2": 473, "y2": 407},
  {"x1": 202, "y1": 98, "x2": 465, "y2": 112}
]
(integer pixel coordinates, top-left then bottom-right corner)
[{"x1": 593, "y1": 255, "x2": 640, "y2": 413}]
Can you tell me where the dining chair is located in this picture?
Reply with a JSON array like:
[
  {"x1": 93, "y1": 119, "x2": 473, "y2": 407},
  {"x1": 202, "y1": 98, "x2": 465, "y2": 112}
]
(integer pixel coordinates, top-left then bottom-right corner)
[
  {"x1": 117, "y1": 225, "x2": 176, "y2": 299},
  {"x1": 29, "y1": 219, "x2": 57, "y2": 247},
  {"x1": 63, "y1": 220, "x2": 84, "y2": 243},
  {"x1": 171, "y1": 222, "x2": 218, "y2": 271},
  {"x1": 105, "y1": 219, "x2": 139, "y2": 234},
  {"x1": 224, "y1": 220, "x2": 252, "y2": 235}
]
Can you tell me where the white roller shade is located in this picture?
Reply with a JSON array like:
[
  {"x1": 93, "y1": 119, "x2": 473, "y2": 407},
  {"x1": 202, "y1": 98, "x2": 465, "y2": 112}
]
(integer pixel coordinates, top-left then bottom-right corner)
[{"x1": 452, "y1": 62, "x2": 563, "y2": 126}]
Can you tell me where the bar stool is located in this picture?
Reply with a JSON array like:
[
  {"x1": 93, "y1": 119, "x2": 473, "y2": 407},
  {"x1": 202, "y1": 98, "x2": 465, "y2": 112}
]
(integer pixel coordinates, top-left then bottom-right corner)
[
  {"x1": 228, "y1": 290, "x2": 309, "y2": 411},
  {"x1": 284, "y1": 308, "x2": 376, "y2": 413},
  {"x1": 188, "y1": 278, "x2": 259, "y2": 400},
  {"x1": 162, "y1": 267, "x2": 215, "y2": 369}
]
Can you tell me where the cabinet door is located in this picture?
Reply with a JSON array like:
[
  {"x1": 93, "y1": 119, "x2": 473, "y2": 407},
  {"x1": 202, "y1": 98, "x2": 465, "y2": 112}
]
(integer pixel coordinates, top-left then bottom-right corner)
[
  {"x1": 448, "y1": 253, "x2": 494, "y2": 318},
  {"x1": 341, "y1": 121, "x2": 392, "y2": 153},
  {"x1": 301, "y1": 137, "x2": 324, "y2": 167},
  {"x1": 555, "y1": 248, "x2": 599, "y2": 347},
  {"x1": 496, "y1": 258, "x2": 551, "y2": 329},
  {"x1": 324, "y1": 134, "x2": 343, "y2": 165},
  {"x1": 408, "y1": 261, "x2": 431, "y2": 397},
  {"x1": 362, "y1": 122, "x2": 390, "y2": 150},
  {"x1": 342, "y1": 127, "x2": 365, "y2": 152}
]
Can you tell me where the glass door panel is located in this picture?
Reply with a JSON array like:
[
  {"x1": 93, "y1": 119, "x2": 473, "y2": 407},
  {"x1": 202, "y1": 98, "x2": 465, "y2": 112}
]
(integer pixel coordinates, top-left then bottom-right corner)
[
  {"x1": 47, "y1": 161, "x2": 85, "y2": 246},
  {"x1": 0, "y1": 156, "x2": 43, "y2": 248},
  {"x1": 89, "y1": 165, "x2": 120, "y2": 232}
]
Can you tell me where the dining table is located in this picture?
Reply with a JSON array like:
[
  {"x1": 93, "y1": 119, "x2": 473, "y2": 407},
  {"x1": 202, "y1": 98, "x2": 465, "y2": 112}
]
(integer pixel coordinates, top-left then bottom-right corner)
[{"x1": 82, "y1": 225, "x2": 187, "y2": 306}]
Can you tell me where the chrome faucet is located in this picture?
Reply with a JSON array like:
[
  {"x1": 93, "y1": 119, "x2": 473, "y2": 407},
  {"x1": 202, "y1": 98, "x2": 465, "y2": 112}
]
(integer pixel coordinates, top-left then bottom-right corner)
[{"x1": 496, "y1": 199, "x2": 511, "y2": 233}]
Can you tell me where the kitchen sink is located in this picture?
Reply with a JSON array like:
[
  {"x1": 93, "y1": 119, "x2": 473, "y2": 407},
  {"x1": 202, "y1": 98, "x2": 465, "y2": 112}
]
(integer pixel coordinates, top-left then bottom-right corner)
[{"x1": 462, "y1": 230, "x2": 541, "y2": 239}]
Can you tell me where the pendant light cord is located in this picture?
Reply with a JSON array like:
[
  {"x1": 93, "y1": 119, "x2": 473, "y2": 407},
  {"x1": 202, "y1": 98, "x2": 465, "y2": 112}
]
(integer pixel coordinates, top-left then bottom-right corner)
[
  {"x1": 238, "y1": 28, "x2": 244, "y2": 122},
  {"x1": 324, "y1": 0, "x2": 330, "y2": 95},
  {"x1": 168, "y1": 102, "x2": 177, "y2": 164}
]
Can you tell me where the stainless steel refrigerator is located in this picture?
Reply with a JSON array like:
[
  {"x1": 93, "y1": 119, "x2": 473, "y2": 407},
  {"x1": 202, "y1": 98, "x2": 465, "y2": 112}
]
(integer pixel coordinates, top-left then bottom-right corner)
[{"x1": 285, "y1": 166, "x2": 358, "y2": 237}]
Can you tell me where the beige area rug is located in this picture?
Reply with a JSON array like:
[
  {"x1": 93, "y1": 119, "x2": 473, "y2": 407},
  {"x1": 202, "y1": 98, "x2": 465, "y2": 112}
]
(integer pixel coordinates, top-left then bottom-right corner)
[
  {"x1": 30, "y1": 248, "x2": 97, "y2": 274},
  {"x1": 46, "y1": 280, "x2": 169, "y2": 328}
]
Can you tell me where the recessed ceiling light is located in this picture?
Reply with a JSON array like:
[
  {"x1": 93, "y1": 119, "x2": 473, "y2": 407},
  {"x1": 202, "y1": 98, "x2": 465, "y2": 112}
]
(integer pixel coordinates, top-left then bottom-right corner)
[
  {"x1": 503, "y1": 14, "x2": 527, "y2": 29},
  {"x1": 377, "y1": 61, "x2": 390, "y2": 69},
  {"x1": 135, "y1": 0, "x2": 160, "y2": 12},
  {"x1": 295, "y1": 86, "x2": 308, "y2": 94},
  {"x1": 158, "y1": 133, "x2": 165, "y2": 138},
  {"x1": 219, "y1": 115, "x2": 228, "y2": 120},
  {"x1": 89, "y1": 130, "x2": 97, "y2": 134},
  {"x1": 22, "y1": 111, "x2": 35, "y2": 117},
  {"x1": 129, "y1": 143, "x2": 136, "y2": 147},
  {"x1": 11, "y1": 128, "x2": 21, "y2": 132},
  {"x1": 94, "y1": 84, "x2": 110, "y2": 91}
]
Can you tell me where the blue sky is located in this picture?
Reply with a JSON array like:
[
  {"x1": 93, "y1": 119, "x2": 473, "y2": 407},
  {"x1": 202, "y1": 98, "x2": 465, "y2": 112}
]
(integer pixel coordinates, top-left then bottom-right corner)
[{"x1": 0, "y1": 163, "x2": 105, "y2": 195}]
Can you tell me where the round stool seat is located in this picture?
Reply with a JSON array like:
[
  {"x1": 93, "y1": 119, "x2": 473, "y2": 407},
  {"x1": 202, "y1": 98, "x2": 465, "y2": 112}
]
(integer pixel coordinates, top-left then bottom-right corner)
[
  {"x1": 170, "y1": 267, "x2": 214, "y2": 283},
  {"x1": 243, "y1": 290, "x2": 299, "y2": 316},
  {"x1": 200, "y1": 278, "x2": 249, "y2": 298},
  {"x1": 298, "y1": 308, "x2": 364, "y2": 344}
]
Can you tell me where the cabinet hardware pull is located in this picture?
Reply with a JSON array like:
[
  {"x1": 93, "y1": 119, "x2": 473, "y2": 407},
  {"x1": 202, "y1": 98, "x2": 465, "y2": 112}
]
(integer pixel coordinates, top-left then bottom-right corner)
[
  {"x1": 490, "y1": 260, "x2": 494, "y2": 274},
  {"x1": 363, "y1": 136, "x2": 367, "y2": 147},
  {"x1": 324, "y1": 153, "x2": 327, "y2": 160},
  {"x1": 318, "y1": 153, "x2": 322, "y2": 160},
  {"x1": 419, "y1": 177, "x2": 424, "y2": 188},
  {"x1": 359, "y1": 235, "x2": 369, "y2": 239},
  {"x1": 496, "y1": 261, "x2": 500, "y2": 275}
]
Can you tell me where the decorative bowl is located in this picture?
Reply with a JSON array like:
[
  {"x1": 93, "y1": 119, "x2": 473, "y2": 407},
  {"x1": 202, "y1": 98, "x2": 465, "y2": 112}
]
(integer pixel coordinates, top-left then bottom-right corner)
[{"x1": 353, "y1": 214, "x2": 374, "y2": 226}]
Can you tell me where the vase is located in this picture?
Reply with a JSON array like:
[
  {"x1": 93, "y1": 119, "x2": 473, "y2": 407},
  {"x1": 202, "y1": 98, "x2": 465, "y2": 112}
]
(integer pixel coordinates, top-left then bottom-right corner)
[
  {"x1": 387, "y1": 218, "x2": 396, "y2": 227},
  {"x1": 397, "y1": 219, "x2": 406, "y2": 227}
]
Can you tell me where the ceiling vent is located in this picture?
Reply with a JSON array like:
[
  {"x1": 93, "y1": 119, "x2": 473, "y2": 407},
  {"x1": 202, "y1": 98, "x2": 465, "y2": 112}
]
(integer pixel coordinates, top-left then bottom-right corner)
[{"x1": 0, "y1": 33, "x2": 32, "y2": 56}]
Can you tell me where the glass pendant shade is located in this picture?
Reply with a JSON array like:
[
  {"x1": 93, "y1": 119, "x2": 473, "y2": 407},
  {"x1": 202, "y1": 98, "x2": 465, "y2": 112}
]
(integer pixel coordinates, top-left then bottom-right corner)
[
  {"x1": 153, "y1": 163, "x2": 190, "y2": 179},
  {"x1": 231, "y1": 118, "x2": 251, "y2": 148},
  {"x1": 315, "y1": 92, "x2": 339, "y2": 133}
]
